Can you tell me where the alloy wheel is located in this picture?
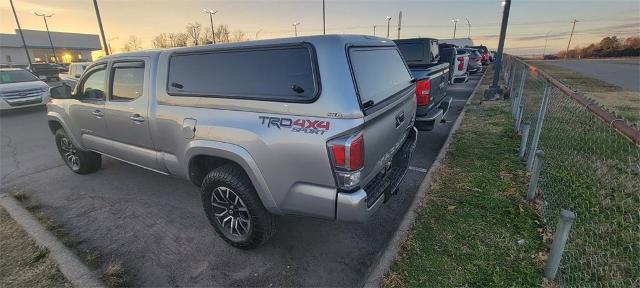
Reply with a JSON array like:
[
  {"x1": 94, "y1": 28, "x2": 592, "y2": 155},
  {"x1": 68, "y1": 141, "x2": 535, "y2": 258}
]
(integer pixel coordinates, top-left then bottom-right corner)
[
  {"x1": 60, "y1": 136, "x2": 80, "y2": 170},
  {"x1": 210, "y1": 186, "x2": 251, "y2": 237}
]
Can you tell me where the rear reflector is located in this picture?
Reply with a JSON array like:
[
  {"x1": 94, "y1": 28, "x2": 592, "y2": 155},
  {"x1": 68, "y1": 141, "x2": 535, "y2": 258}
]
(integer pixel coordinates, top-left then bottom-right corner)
[{"x1": 415, "y1": 79, "x2": 431, "y2": 106}]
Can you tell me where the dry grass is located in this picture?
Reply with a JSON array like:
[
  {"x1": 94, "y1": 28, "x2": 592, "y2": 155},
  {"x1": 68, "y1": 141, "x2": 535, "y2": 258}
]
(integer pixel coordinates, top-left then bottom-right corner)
[
  {"x1": 0, "y1": 207, "x2": 71, "y2": 288},
  {"x1": 527, "y1": 60, "x2": 640, "y2": 124}
]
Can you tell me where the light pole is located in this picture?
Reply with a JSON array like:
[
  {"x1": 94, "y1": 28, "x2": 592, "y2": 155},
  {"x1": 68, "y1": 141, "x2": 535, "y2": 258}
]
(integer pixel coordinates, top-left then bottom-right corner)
[
  {"x1": 9, "y1": 0, "x2": 32, "y2": 67},
  {"x1": 385, "y1": 16, "x2": 392, "y2": 38},
  {"x1": 465, "y1": 18, "x2": 471, "y2": 38},
  {"x1": 293, "y1": 22, "x2": 300, "y2": 37},
  {"x1": 322, "y1": 0, "x2": 326, "y2": 35},
  {"x1": 203, "y1": 9, "x2": 218, "y2": 44},
  {"x1": 34, "y1": 12, "x2": 58, "y2": 63},
  {"x1": 255, "y1": 29, "x2": 262, "y2": 40},
  {"x1": 484, "y1": 0, "x2": 511, "y2": 100},
  {"x1": 451, "y1": 19, "x2": 459, "y2": 38},
  {"x1": 373, "y1": 25, "x2": 376, "y2": 36},
  {"x1": 92, "y1": 0, "x2": 110, "y2": 55}
]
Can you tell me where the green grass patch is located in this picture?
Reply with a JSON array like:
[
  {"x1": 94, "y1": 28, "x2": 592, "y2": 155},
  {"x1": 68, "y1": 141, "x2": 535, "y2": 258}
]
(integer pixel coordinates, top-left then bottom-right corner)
[{"x1": 383, "y1": 72, "x2": 546, "y2": 287}]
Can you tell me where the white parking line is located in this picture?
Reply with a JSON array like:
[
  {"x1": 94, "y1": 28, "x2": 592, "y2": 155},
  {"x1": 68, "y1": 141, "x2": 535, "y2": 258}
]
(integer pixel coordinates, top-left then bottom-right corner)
[{"x1": 408, "y1": 166, "x2": 428, "y2": 173}]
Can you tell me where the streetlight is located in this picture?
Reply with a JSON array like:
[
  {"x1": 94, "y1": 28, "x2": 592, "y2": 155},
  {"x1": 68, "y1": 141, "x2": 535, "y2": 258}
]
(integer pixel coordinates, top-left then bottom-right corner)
[
  {"x1": 451, "y1": 18, "x2": 459, "y2": 38},
  {"x1": 93, "y1": 0, "x2": 110, "y2": 55},
  {"x1": 255, "y1": 29, "x2": 262, "y2": 40},
  {"x1": 322, "y1": 0, "x2": 326, "y2": 35},
  {"x1": 293, "y1": 22, "x2": 300, "y2": 37},
  {"x1": 385, "y1": 16, "x2": 392, "y2": 38},
  {"x1": 465, "y1": 18, "x2": 471, "y2": 38},
  {"x1": 542, "y1": 31, "x2": 551, "y2": 59},
  {"x1": 203, "y1": 9, "x2": 218, "y2": 44},
  {"x1": 34, "y1": 11, "x2": 57, "y2": 63},
  {"x1": 373, "y1": 25, "x2": 376, "y2": 36}
]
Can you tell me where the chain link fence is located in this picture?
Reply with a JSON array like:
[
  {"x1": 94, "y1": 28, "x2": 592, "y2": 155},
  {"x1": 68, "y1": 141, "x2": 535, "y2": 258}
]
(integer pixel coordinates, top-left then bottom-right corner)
[{"x1": 501, "y1": 55, "x2": 640, "y2": 286}]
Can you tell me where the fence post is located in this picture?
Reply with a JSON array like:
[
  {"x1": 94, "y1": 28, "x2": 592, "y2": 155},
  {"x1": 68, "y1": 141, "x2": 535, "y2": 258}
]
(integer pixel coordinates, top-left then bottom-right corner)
[
  {"x1": 526, "y1": 82, "x2": 551, "y2": 171},
  {"x1": 514, "y1": 67, "x2": 528, "y2": 119},
  {"x1": 515, "y1": 104, "x2": 524, "y2": 133},
  {"x1": 527, "y1": 150, "x2": 544, "y2": 201},
  {"x1": 545, "y1": 209, "x2": 576, "y2": 281},
  {"x1": 518, "y1": 121, "x2": 531, "y2": 159}
]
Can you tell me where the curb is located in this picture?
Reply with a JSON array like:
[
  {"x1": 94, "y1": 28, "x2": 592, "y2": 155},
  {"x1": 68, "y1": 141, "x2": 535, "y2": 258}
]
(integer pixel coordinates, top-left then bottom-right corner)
[
  {"x1": 0, "y1": 194, "x2": 106, "y2": 288},
  {"x1": 362, "y1": 71, "x2": 488, "y2": 288}
]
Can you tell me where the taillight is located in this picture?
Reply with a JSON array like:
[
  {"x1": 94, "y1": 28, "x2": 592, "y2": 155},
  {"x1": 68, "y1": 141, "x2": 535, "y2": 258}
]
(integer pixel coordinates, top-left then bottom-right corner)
[
  {"x1": 415, "y1": 79, "x2": 431, "y2": 106},
  {"x1": 457, "y1": 57, "x2": 464, "y2": 71},
  {"x1": 328, "y1": 132, "x2": 364, "y2": 189}
]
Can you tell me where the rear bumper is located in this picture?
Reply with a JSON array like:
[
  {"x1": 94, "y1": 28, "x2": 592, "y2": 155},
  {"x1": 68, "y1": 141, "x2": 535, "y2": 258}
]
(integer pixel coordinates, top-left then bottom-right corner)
[
  {"x1": 414, "y1": 96, "x2": 452, "y2": 131},
  {"x1": 335, "y1": 127, "x2": 418, "y2": 222}
]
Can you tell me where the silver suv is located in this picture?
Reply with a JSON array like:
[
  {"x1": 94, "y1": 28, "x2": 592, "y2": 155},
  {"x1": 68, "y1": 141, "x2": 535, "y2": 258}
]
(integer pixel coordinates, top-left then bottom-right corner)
[{"x1": 47, "y1": 35, "x2": 418, "y2": 249}]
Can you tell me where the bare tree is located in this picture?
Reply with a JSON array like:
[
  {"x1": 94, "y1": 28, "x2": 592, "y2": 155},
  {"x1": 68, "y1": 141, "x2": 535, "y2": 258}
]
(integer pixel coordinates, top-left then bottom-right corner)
[
  {"x1": 186, "y1": 22, "x2": 202, "y2": 46},
  {"x1": 230, "y1": 30, "x2": 247, "y2": 43},
  {"x1": 152, "y1": 33, "x2": 170, "y2": 48},
  {"x1": 167, "y1": 33, "x2": 188, "y2": 47},
  {"x1": 122, "y1": 35, "x2": 143, "y2": 52},
  {"x1": 200, "y1": 27, "x2": 214, "y2": 45},
  {"x1": 215, "y1": 25, "x2": 231, "y2": 44}
]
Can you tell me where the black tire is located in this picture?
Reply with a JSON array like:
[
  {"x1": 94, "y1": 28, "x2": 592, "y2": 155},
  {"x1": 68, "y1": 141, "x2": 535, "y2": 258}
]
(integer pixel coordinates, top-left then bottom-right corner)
[
  {"x1": 55, "y1": 128, "x2": 101, "y2": 174},
  {"x1": 201, "y1": 164, "x2": 276, "y2": 249}
]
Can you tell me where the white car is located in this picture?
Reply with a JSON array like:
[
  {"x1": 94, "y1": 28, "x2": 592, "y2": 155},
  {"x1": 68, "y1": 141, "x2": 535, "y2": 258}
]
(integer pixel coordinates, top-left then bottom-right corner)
[
  {"x1": 453, "y1": 50, "x2": 470, "y2": 83},
  {"x1": 0, "y1": 68, "x2": 50, "y2": 110},
  {"x1": 59, "y1": 62, "x2": 90, "y2": 88}
]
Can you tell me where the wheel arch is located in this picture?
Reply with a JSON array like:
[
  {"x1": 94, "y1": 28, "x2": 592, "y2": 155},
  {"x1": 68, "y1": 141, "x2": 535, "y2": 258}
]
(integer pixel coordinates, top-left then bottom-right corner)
[{"x1": 184, "y1": 141, "x2": 280, "y2": 214}]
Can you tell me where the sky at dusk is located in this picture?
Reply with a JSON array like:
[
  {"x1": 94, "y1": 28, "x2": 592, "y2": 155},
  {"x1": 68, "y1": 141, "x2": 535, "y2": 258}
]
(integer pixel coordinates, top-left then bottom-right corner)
[{"x1": 1, "y1": 0, "x2": 639, "y2": 55}]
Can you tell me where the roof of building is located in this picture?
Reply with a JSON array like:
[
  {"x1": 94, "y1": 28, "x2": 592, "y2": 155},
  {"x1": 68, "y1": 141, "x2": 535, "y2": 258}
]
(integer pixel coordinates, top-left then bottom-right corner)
[{"x1": 0, "y1": 29, "x2": 101, "y2": 50}]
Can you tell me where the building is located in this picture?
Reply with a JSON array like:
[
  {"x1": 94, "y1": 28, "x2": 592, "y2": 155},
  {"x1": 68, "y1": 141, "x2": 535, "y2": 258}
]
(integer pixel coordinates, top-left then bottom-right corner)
[{"x1": 0, "y1": 29, "x2": 102, "y2": 66}]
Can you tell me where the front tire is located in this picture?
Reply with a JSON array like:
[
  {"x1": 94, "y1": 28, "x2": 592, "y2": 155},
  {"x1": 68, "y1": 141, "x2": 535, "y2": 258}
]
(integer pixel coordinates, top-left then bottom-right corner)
[
  {"x1": 55, "y1": 128, "x2": 101, "y2": 174},
  {"x1": 201, "y1": 164, "x2": 276, "y2": 249}
]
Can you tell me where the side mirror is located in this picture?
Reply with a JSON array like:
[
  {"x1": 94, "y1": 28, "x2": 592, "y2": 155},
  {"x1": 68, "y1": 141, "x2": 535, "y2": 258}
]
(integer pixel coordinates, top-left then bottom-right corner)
[{"x1": 50, "y1": 83, "x2": 73, "y2": 99}]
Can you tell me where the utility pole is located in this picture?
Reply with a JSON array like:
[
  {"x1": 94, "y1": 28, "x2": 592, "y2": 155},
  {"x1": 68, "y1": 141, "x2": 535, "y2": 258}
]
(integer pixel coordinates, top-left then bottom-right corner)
[
  {"x1": 34, "y1": 12, "x2": 58, "y2": 63},
  {"x1": 465, "y1": 18, "x2": 471, "y2": 38},
  {"x1": 385, "y1": 16, "x2": 392, "y2": 38},
  {"x1": 9, "y1": 0, "x2": 32, "y2": 67},
  {"x1": 373, "y1": 25, "x2": 376, "y2": 36},
  {"x1": 542, "y1": 31, "x2": 550, "y2": 59},
  {"x1": 565, "y1": 19, "x2": 578, "y2": 59},
  {"x1": 203, "y1": 9, "x2": 218, "y2": 44},
  {"x1": 92, "y1": 0, "x2": 110, "y2": 55},
  {"x1": 452, "y1": 19, "x2": 459, "y2": 38},
  {"x1": 484, "y1": 0, "x2": 511, "y2": 100},
  {"x1": 293, "y1": 22, "x2": 300, "y2": 37},
  {"x1": 397, "y1": 11, "x2": 402, "y2": 39},
  {"x1": 322, "y1": 0, "x2": 326, "y2": 35}
]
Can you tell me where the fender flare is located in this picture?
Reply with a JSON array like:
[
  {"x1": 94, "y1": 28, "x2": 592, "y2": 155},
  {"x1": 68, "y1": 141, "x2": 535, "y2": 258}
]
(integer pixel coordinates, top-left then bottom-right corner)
[
  {"x1": 46, "y1": 112, "x2": 86, "y2": 150},
  {"x1": 183, "y1": 140, "x2": 281, "y2": 214}
]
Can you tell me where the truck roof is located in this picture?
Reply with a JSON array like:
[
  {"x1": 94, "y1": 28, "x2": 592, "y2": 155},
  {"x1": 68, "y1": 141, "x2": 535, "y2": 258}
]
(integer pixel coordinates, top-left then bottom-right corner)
[{"x1": 100, "y1": 35, "x2": 396, "y2": 60}]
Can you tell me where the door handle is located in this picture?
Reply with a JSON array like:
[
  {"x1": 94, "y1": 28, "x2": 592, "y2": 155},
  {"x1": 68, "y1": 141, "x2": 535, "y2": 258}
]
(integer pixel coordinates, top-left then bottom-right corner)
[
  {"x1": 130, "y1": 114, "x2": 145, "y2": 123},
  {"x1": 92, "y1": 109, "x2": 104, "y2": 118}
]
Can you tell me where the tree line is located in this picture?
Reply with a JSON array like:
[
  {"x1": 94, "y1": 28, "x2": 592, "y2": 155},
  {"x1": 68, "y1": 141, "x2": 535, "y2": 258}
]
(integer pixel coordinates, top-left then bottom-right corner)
[
  {"x1": 551, "y1": 36, "x2": 640, "y2": 59},
  {"x1": 119, "y1": 22, "x2": 248, "y2": 52}
]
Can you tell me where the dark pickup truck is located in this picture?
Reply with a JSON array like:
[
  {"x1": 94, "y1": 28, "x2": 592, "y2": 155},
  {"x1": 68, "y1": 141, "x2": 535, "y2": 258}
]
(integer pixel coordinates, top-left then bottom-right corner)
[
  {"x1": 28, "y1": 63, "x2": 60, "y2": 82},
  {"x1": 395, "y1": 38, "x2": 451, "y2": 131}
]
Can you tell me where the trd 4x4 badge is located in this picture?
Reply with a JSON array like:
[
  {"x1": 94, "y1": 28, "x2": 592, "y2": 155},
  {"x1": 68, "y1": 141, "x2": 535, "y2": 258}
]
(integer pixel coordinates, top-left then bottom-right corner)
[{"x1": 258, "y1": 116, "x2": 331, "y2": 135}]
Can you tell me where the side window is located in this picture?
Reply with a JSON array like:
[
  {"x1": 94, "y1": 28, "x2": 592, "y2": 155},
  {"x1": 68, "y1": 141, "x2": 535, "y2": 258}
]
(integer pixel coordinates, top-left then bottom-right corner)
[
  {"x1": 110, "y1": 62, "x2": 145, "y2": 101},
  {"x1": 78, "y1": 67, "x2": 106, "y2": 100}
]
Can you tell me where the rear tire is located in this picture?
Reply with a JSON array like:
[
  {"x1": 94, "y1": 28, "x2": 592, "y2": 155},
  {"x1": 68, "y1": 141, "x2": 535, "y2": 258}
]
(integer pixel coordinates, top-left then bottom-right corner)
[
  {"x1": 201, "y1": 164, "x2": 276, "y2": 249},
  {"x1": 55, "y1": 128, "x2": 101, "y2": 174}
]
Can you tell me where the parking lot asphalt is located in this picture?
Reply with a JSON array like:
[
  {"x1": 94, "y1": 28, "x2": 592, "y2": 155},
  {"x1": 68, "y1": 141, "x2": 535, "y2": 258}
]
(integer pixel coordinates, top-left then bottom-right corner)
[
  {"x1": 543, "y1": 58, "x2": 640, "y2": 92},
  {"x1": 0, "y1": 73, "x2": 482, "y2": 287}
]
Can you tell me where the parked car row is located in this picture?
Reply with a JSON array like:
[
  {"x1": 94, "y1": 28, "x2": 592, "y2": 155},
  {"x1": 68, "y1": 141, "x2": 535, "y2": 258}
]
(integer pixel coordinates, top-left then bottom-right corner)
[{"x1": 41, "y1": 35, "x2": 487, "y2": 249}]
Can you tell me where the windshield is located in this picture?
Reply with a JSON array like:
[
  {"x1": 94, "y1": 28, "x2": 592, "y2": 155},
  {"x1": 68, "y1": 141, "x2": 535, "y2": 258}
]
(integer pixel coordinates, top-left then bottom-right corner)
[{"x1": 0, "y1": 70, "x2": 39, "y2": 84}]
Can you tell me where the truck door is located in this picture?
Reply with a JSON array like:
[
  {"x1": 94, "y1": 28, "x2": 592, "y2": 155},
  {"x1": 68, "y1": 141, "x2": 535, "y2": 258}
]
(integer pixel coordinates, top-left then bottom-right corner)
[
  {"x1": 68, "y1": 64, "x2": 110, "y2": 152},
  {"x1": 103, "y1": 59, "x2": 163, "y2": 172}
]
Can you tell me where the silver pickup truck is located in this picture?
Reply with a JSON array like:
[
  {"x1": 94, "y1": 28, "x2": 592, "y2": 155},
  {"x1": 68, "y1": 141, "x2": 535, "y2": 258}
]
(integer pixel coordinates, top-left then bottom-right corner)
[{"x1": 47, "y1": 35, "x2": 418, "y2": 249}]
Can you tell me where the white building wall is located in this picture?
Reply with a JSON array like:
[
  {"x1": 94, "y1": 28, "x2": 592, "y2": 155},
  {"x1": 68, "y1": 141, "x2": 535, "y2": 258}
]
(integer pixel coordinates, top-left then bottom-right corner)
[{"x1": 0, "y1": 47, "x2": 29, "y2": 67}]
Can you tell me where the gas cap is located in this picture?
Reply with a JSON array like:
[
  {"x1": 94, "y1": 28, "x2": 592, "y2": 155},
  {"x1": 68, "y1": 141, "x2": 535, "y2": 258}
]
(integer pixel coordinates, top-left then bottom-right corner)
[{"x1": 182, "y1": 118, "x2": 197, "y2": 139}]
